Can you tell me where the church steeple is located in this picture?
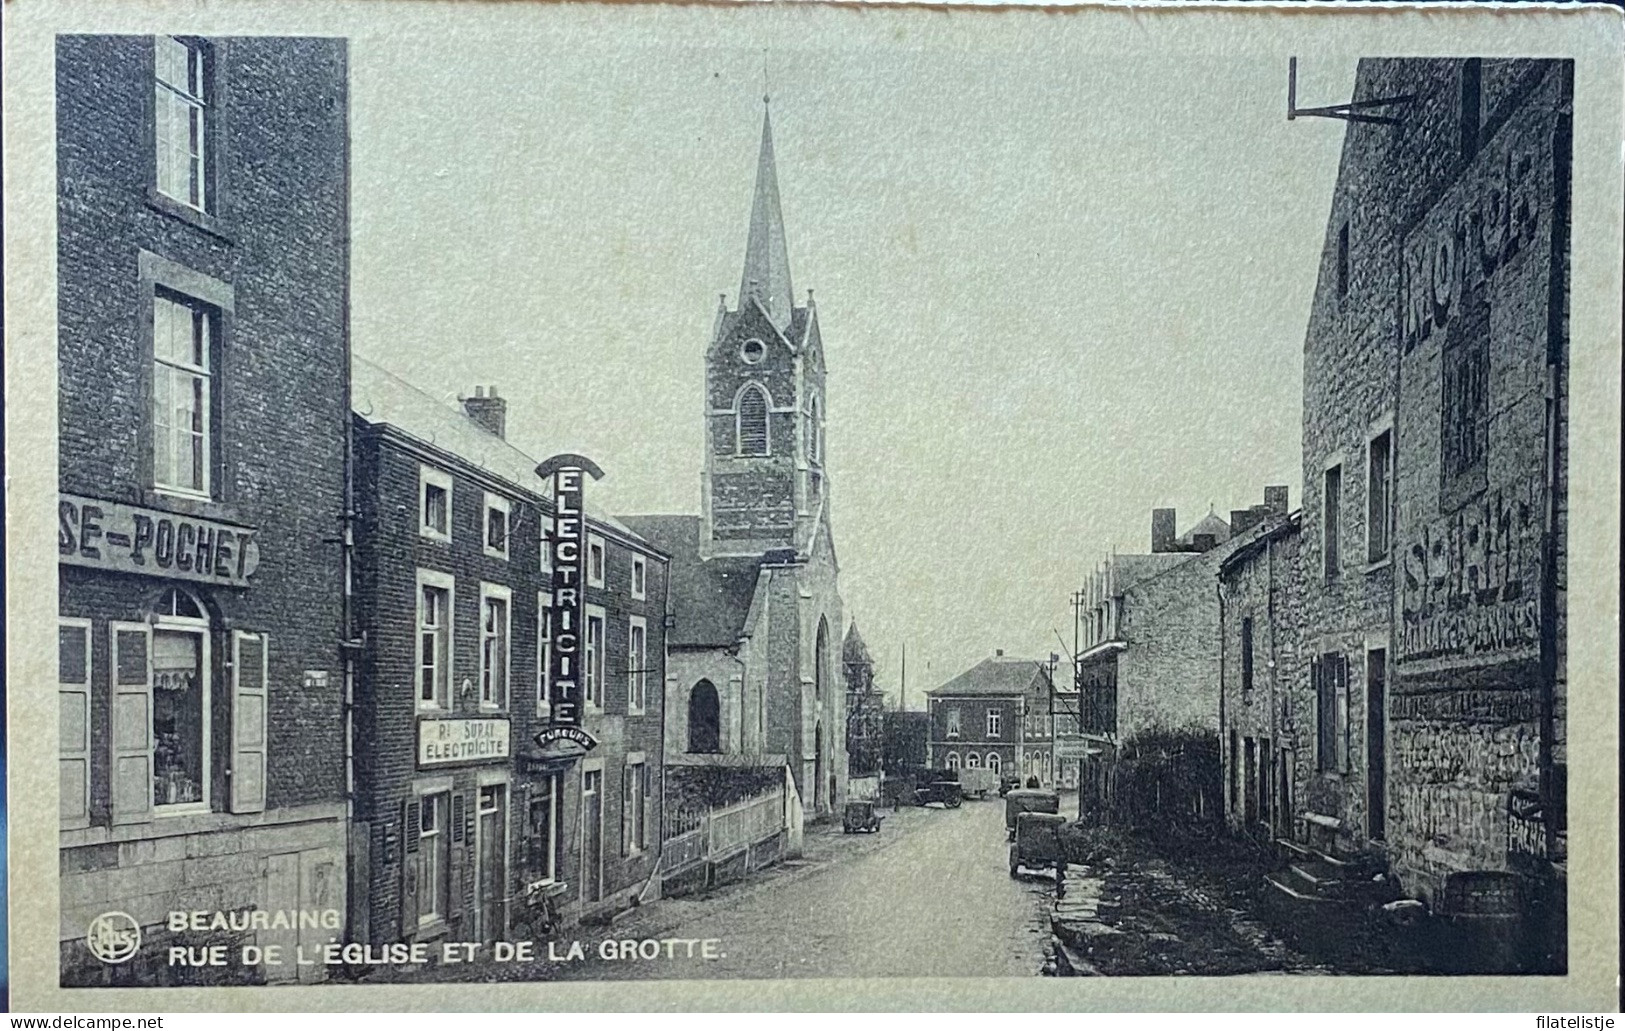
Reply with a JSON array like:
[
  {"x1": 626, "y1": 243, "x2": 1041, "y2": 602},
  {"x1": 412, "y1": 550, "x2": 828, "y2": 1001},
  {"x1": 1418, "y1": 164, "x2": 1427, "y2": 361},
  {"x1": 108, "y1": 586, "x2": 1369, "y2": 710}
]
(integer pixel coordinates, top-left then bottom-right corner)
[{"x1": 739, "y1": 101, "x2": 795, "y2": 334}]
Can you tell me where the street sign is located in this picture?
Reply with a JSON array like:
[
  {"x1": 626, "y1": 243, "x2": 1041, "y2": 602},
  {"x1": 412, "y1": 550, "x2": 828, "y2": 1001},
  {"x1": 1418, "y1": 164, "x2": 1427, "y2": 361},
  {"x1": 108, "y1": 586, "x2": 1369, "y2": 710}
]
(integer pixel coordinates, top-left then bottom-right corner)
[
  {"x1": 537, "y1": 453, "x2": 604, "y2": 728},
  {"x1": 1054, "y1": 738, "x2": 1098, "y2": 760}
]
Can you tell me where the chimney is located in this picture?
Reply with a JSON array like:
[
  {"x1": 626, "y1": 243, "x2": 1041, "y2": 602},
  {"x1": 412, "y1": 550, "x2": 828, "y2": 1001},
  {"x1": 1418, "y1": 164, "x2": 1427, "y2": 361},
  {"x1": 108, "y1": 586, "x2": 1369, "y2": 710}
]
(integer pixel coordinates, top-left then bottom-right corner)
[
  {"x1": 1264, "y1": 485, "x2": 1289, "y2": 515},
  {"x1": 462, "y1": 385, "x2": 507, "y2": 439},
  {"x1": 995, "y1": 649, "x2": 1004, "y2": 657},
  {"x1": 1191, "y1": 532, "x2": 1217, "y2": 553},
  {"x1": 1151, "y1": 508, "x2": 1177, "y2": 553},
  {"x1": 1231, "y1": 509, "x2": 1263, "y2": 536}
]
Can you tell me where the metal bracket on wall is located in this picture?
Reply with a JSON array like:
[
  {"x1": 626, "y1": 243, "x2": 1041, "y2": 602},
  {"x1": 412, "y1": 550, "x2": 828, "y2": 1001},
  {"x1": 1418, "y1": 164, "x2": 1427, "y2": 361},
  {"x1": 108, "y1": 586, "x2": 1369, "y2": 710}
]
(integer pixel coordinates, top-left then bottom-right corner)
[{"x1": 1288, "y1": 57, "x2": 1413, "y2": 126}]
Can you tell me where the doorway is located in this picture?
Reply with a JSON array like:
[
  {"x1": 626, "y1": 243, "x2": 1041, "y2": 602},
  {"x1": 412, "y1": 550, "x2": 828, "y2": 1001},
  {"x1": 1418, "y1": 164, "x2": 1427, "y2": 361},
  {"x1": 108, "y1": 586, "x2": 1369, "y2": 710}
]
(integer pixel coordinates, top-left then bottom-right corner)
[
  {"x1": 813, "y1": 723, "x2": 825, "y2": 812},
  {"x1": 1366, "y1": 648, "x2": 1387, "y2": 840},
  {"x1": 688, "y1": 680, "x2": 720, "y2": 754},
  {"x1": 581, "y1": 768, "x2": 603, "y2": 903},
  {"x1": 476, "y1": 783, "x2": 508, "y2": 943}
]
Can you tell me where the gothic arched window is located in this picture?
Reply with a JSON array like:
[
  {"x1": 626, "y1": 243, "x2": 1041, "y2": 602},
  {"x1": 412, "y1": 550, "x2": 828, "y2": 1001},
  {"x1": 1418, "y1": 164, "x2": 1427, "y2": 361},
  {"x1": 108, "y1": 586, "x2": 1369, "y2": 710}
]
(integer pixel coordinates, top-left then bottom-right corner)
[
  {"x1": 808, "y1": 396, "x2": 822, "y2": 466},
  {"x1": 736, "y1": 384, "x2": 770, "y2": 456}
]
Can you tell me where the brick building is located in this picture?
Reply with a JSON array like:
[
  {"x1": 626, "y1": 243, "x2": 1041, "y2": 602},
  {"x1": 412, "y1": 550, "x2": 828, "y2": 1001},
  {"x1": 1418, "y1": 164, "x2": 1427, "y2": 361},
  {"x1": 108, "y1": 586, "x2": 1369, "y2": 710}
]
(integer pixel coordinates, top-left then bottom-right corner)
[
  {"x1": 1292, "y1": 58, "x2": 1568, "y2": 939},
  {"x1": 1217, "y1": 512, "x2": 1304, "y2": 840},
  {"x1": 56, "y1": 35, "x2": 351, "y2": 985},
  {"x1": 625, "y1": 103, "x2": 847, "y2": 826},
  {"x1": 1074, "y1": 492, "x2": 1287, "y2": 821},
  {"x1": 924, "y1": 652, "x2": 1047, "y2": 782},
  {"x1": 351, "y1": 358, "x2": 668, "y2": 942}
]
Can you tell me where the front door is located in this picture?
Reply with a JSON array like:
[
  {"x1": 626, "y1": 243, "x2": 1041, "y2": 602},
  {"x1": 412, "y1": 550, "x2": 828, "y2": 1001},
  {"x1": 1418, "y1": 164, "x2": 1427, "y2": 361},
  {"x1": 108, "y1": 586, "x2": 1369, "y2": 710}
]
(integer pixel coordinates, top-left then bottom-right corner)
[
  {"x1": 477, "y1": 784, "x2": 507, "y2": 943},
  {"x1": 1366, "y1": 649, "x2": 1387, "y2": 840},
  {"x1": 582, "y1": 769, "x2": 603, "y2": 903}
]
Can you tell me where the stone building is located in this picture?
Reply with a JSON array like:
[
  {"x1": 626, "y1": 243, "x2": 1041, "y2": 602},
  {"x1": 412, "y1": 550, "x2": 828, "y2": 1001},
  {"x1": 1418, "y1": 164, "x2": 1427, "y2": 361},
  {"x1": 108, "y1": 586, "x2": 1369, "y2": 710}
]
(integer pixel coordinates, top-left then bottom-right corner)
[
  {"x1": 56, "y1": 35, "x2": 351, "y2": 986},
  {"x1": 1217, "y1": 512, "x2": 1304, "y2": 840},
  {"x1": 843, "y1": 623, "x2": 885, "y2": 791},
  {"x1": 350, "y1": 358, "x2": 668, "y2": 941},
  {"x1": 1293, "y1": 58, "x2": 1568, "y2": 942},
  {"x1": 624, "y1": 103, "x2": 847, "y2": 825},
  {"x1": 1074, "y1": 492, "x2": 1288, "y2": 822},
  {"x1": 924, "y1": 652, "x2": 1047, "y2": 782}
]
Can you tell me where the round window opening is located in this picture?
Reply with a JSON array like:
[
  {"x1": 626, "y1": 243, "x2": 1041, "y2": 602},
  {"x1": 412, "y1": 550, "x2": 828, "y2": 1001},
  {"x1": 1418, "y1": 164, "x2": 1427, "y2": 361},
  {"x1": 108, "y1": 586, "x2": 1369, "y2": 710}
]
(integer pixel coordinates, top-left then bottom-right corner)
[{"x1": 740, "y1": 339, "x2": 766, "y2": 365}]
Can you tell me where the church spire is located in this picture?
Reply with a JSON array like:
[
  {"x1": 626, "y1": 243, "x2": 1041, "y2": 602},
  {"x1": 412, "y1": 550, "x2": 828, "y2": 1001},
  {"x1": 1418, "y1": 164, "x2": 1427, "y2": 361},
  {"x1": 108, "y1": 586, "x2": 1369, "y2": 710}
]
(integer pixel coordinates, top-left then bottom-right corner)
[{"x1": 740, "y1": 100, "x2": 795, "y2": 334}]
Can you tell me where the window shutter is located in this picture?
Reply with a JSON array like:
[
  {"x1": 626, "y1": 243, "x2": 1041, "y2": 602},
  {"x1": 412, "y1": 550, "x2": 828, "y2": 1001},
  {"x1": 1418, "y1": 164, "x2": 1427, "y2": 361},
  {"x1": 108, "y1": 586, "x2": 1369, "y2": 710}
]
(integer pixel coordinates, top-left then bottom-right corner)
[
  {"x1": 451, "y1": 792, "x2": 466, "y2": 844},
  {"x1": 230, "y1": 631, "x2": 269, "y2": 813},
  {"x1": 1337, "y1": 655, "x2": 1352, "y2": 774},
  {"x1": 641, "y1": 765, "x2": 652, "y2": 850},
  {"x1": 110, "y1": 622, "x2": 154, "y2": 825},
  {"x1": 59, "y1": 622, "x2": 92, "y2": 828},
  {"x1": 400, "y1": 799, "x2": 420, "y2": 933}
]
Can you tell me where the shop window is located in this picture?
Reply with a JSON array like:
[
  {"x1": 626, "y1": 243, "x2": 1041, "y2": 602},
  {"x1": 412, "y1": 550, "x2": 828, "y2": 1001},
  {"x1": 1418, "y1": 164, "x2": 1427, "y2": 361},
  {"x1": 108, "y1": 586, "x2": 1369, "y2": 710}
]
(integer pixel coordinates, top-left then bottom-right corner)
[
  {"x1": 480, "y1": 586, "x2": 510, "y2": 710},
  {"x1": 417, "y1": 572, "x2": 454, "y2": 710},
  {"x1": 152, "y1": 291, "x2": 216, "y2": 498},
  {"x1": 152, "y1": 588, "x2": 210, "y2": 812},
  {"x1": 417, "y1": 792, "x2": 451, "y2": 926},
  {"x1": 1367, "y1": 429, "x2": 1393, "y2": 563},
  {"x1": 529, "y1": 775, "x2": 561, "y2": 883},
  {"x1": 154, "y1": 35, "x2": 210, "y2": 211},
  {"x1": 986, "y1": 708, "x2": 1002, "y2": 739},
  {"x1": 736, "y1": 384, "x2": 771, "y2": 456},
  {"x1": 627, "y1": 617, "x2": 647, "y2": 714},
  {"x1": 484, "y1": 493, "x2": 510, "y2": 560},
  {"x1": 584, "y1": 605, "x2": 605, "y2": 710},
  {"x1": 420, "y1": 466, "x2": 452, "y2": 542}
]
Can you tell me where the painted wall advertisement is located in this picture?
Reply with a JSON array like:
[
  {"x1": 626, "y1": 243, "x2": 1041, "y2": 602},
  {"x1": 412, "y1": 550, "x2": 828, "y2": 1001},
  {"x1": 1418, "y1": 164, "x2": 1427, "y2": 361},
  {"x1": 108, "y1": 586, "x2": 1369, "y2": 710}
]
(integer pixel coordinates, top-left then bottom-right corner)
[{"x1": 1395, "y1": 74, "x2": 1560, "y2": 677}]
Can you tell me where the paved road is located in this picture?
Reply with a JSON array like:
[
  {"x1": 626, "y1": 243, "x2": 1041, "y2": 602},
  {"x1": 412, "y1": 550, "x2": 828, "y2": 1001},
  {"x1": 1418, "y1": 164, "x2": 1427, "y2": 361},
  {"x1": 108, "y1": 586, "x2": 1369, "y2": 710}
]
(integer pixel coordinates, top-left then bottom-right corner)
[{"x1": 390, "y1": 798, "x2": 1055, "y2": 982}]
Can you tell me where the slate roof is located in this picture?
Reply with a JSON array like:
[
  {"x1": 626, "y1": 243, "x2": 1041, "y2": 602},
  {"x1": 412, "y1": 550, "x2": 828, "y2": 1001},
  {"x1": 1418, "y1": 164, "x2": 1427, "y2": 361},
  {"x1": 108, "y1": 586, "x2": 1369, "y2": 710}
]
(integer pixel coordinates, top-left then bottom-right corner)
[
  {"x1": 1178, "y1": 509, "x2": 1233, "y2": 546},
  {"x1": 926, "y1": 655, "x2": 1047, "y2": 698},
  {"x1": 619, "y1": 515, "x2": 764, "y2": 648},
  {"x1": 351, "y1": 355, "x2": 640, "y2": 538}
]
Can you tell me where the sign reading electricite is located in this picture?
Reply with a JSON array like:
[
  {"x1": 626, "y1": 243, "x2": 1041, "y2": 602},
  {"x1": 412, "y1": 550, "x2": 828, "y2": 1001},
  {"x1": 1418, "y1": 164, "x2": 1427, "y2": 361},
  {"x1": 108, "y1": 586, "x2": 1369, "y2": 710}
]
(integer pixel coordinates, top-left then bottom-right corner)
[
  {"x1": 538, "y1": 454, "x2": 604, "y2": 736},
  {"x1": 418, "y1": 718, "x2": 511, "y2": 767},
  {"x1": 59, "y1": 493, "x2": 260, "y2": 587}
]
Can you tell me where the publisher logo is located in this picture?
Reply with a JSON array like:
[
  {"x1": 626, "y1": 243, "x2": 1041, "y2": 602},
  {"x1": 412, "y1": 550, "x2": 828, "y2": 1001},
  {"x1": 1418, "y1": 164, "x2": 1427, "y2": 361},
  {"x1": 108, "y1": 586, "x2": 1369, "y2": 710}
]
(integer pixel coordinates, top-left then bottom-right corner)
[{"x1": 86, "y1": 911, "x2": 141, "y2": 964}]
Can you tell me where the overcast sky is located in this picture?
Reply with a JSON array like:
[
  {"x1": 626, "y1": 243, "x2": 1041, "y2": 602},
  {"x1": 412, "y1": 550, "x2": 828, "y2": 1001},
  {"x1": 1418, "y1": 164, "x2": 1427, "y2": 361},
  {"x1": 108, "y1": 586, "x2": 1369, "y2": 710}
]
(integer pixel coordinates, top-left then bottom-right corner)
[{"x1": 349, "y1": 16, "x2": 1356, "y2": 707}]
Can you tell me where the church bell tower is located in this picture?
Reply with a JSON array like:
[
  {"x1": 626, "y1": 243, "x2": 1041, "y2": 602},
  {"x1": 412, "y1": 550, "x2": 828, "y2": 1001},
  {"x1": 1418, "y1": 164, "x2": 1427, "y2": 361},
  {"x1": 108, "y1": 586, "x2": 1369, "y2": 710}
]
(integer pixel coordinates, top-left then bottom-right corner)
[{"x1": 701, "y1": 101, "x2": 828, "y2": 559}]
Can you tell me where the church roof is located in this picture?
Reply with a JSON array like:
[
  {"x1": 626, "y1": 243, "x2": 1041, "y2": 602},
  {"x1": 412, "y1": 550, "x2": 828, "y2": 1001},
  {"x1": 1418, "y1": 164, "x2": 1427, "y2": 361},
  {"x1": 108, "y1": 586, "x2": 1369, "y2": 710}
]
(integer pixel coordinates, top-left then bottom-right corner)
[
  {"x1": 926, "y1": 655, "x2": 1047, "y2": 698},
  {"x1": 738, "y1": 104, "x2": 795, "y2": 335},
  {"x1": 619, "y1": 515, "x2": 764, "y2": 648},
  {"x1": 351, "y1": 355, "x2": 640, "y2": 539}
]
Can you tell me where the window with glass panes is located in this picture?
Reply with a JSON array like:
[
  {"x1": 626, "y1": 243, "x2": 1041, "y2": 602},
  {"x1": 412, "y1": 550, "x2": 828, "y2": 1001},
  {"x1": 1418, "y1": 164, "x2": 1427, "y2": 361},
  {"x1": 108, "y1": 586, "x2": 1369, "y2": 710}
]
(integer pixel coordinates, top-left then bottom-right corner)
[
  {"x1": 418, "y1": 578, "x2": 451, "y2": 708},
  {"x1": 480, "y1": 590, "x2": 509, "y2": 709},
  {"x1": 152, "y1": 293, "x2": 213, "y2": 496},
  {"x1": 585, "y1": 608, "x2": 605, "y2": 709},
  {"x1": 154, "y1": 36, "x2": 208, "y2": 210},
  {"x1": 628, "y1": 618, "x2": 647, "y2": 712},
  {"x1": 418, "y1": 792, "x2": 450, "y2": 925}
]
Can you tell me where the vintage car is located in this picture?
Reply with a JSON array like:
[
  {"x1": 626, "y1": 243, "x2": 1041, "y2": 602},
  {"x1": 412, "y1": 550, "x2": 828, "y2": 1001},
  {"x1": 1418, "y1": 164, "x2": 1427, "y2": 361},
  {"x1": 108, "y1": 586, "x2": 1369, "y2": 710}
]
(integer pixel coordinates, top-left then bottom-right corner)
[
  {"x1": 914, "y1": 771, "x2": 964, "y2": 808},
  {"x1": 957, "y1": 766, "x2": 999, "y2": 800},
  {"x1": 1009, "y1": 810, "x2": 1068, "y2": 889},
  {"x1": 842, "y1": 799, "x2": 883, "y2": 833},
  {"x1": 998, "y1": 773, "x2": 1022, "y2": 797},
  {"x1": 1004, "y1": 787, "x2": 1061, "y2": 841}
]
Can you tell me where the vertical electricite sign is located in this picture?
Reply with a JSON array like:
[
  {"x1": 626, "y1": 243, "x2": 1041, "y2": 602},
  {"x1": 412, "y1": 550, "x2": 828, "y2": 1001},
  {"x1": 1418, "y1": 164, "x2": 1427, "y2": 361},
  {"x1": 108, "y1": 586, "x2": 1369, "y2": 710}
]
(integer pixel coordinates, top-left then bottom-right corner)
[{"x1": 536, "y1": 454, "x2": 604, "y2": 731}]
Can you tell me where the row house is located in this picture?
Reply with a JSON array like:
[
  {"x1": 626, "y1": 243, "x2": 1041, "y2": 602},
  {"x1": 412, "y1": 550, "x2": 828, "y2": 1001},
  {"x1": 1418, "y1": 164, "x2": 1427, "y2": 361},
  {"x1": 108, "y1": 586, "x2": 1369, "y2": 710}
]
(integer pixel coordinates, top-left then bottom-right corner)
[
  {"x1": 56, "y1": 34, "x2": 351, "y2": 986},
  {"x1": 350, "y1": 358, "x2": 669, "y2": 944},
  {"x1": 1283, "y1": 58, "x2": 1568, "y2": 958},
  {"x1": 1073, "y1": 492, "x2": 1289, "y2": 822}
]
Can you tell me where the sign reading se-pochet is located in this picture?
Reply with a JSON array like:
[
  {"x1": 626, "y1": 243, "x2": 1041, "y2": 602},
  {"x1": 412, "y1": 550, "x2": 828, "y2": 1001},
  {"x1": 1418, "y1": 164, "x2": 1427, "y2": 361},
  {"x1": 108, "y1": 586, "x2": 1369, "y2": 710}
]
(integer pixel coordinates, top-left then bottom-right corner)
[
  {"x1": 58, "y1": 493, "x2": 261, "y2": 587},
  {"x1": 418, "y1": 718, "x2": 511, "y2": 767}
]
